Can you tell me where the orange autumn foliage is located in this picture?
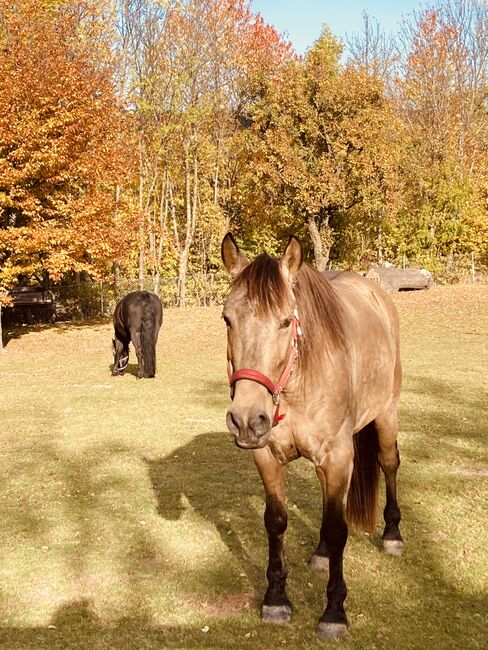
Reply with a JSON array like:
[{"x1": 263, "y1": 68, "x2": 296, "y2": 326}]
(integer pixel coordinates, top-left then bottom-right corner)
[{"x1": 0, "y1": 0, "x2": 134, "y2": 284}]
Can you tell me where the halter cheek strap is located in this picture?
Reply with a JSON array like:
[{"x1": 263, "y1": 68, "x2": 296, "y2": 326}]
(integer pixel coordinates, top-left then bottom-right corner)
[{"x1": 227, "y1": 308, "x2": 301, "y2": 427}]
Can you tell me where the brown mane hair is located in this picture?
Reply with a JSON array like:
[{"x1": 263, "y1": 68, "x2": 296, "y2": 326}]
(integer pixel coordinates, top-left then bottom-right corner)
[{"x1": 234, "y1": 253, "x2": 345, "y2": 377}]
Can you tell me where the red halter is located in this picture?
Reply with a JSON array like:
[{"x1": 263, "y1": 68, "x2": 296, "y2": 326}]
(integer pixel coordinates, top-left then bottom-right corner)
[{"x1": 227, "y1": 308, "x2": 301, "y2": 427}]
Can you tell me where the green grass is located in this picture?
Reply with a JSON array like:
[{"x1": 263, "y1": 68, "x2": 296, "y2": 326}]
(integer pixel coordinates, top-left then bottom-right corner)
[{"x1": 0, "y1": 285, "x2": 487, "y2": 649}]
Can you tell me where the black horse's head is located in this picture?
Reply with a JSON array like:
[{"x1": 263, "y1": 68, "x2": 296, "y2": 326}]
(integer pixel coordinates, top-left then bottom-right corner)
[{"x1": 112, "y1": 338, "x2": 129, "y2": 376}]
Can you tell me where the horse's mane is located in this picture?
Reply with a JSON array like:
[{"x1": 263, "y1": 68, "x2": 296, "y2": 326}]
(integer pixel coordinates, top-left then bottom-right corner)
[{"x1": 234, "y1": 254, "x2": 345, "y2": 377}]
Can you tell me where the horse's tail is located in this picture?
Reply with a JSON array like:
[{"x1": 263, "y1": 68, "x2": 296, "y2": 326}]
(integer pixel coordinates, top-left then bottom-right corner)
[
  {"x1": 346, "y1": 421, "x2": 380, "y2": 534},
  {"x1": 140, "y1": 301, "x2": 158, "y2": 377}
]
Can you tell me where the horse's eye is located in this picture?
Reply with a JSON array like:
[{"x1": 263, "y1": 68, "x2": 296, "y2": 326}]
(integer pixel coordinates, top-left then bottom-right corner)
[
  {"x1": 280, "y1": 317, "x2": 292, "y2": 329},
  {"x1": 222, "y1": 315, "x2": 231, "y2": 328}
]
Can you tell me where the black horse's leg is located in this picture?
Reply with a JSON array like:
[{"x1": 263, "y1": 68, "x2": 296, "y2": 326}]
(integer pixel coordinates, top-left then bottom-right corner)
[
  {"x1": 131, "y1": 330, "x2": 144, "y2": 378},
  {"x1": 316, "y1": 441, "x2": 353, "y2": 639},
  {"x1": 253, "y1": 447, "x2": 291, "y2": 625},
  {"x1": 376, "y1": 412, "x2": 404, "y2": 555},
  {"x1": 310, "y1": 468, "x2": 329, "y2": 571}
]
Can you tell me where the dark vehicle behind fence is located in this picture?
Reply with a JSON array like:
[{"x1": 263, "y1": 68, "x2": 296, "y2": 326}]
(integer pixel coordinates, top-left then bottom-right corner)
[{"x1": 3, "y1": 286, "x2": 55, "y2": 325}]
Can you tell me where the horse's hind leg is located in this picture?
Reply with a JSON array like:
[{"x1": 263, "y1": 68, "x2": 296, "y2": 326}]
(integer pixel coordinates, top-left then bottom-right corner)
[
  {"x1": 310, "y1": 470, "x2": 329, "y2": 571},
  {"x1": 253, "y1": 447, "x2": 291, "y2": 625},
  {"x1": 375, "y1": 410, "x2": 404, "y2": 555},
  {"x1": 131, "y1": 331, "x2": 145, "y2": 379}
]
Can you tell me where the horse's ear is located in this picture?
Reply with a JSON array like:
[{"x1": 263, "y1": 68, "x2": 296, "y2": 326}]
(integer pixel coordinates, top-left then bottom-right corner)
[
  {"x1": 221, "y1": 233, "x2": 248, "y2": 279},
  {"x1": 280, "y1": 236, "x2": 303, "y2": 282}
]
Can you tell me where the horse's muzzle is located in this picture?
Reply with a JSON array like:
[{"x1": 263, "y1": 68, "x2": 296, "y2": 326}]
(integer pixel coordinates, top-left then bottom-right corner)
[{"x1": 226, "y1": 408, "x2": 271, "y2": 449}]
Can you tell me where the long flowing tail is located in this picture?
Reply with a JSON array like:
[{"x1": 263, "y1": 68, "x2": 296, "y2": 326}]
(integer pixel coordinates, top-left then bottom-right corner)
[
  {"x1": 346, "y1": 421, "x2": 380, "y2": 533},
  {"x1": 139, "y1": 305, "x2": 157, "y2": 377}
]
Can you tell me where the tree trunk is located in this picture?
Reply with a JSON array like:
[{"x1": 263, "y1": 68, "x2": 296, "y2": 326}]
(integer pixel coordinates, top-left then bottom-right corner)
[
  {"x1": 138, "y1": 149, "x2": 145, "y2": 291},
  {"x1": 307, "y1": 217, "x2": 329, "y2": 271},
  {"x1": 178, "y1": 147, "x2": 199, "y2": 307},
  {"x1": 114, "y1": 260, "x2": 121, "y2": 298},
  {"x1": 365, "y1": 266, "x2": 435, "y2": 293},
  {"x1": 178, "y1": 249, "x2": 189, "y2": 308},
  {"x1": 178, "y1": 149, "x2": 193, "y2": 307},
  {"x1": 0, "y1": 303, "x2": 3, "y2": 351}
]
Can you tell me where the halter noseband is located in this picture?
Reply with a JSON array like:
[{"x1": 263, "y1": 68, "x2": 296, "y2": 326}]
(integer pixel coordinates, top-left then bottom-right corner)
[
  {"x1": 118, "y1": 354, "x2": 129, "y2": 371},
  {"x1": 227, "y1": 307, "x2": 301, "y2": 427}
]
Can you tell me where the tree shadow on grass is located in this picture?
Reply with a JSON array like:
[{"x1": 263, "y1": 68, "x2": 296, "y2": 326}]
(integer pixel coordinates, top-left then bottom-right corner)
[
  {"x1": 400, "y1": 374, "x2": 487, "y2": 469},
  {"x1": 1, "y1": 317, "x2": 111, "y2": 348},
  {"x1": 143, "y1": 371, "x2": 488, "y2": 647},
  {"x1": 0, "y1": 600, "x2": 279, "y2": 650},
  {"x1": 0, "y1": 370, "x2": 486, "y2": 648}
]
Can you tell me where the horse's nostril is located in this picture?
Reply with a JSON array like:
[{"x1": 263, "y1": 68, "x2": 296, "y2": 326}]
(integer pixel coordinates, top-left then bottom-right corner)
[
  {"x1": 226, "y1": 409, "x2": 244, "y2": 436},
  {"x1": 249, "y1": 411, "x2": 271, "y2": 437}
]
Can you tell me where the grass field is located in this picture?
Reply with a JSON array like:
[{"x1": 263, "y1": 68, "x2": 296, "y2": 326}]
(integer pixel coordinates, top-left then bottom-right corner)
[{"x1": 0, "y1": 284, "x2": 487, "y2": 649}]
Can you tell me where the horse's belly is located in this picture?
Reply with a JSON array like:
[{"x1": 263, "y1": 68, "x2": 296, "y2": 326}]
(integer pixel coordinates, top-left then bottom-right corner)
[{"x1": 352, "y1": 375, "x2": 396, "y2": 431}]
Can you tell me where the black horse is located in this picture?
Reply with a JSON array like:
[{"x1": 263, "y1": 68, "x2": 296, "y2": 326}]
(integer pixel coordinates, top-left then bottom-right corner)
[{"x1": 112, "y1": 291, "x2": 163, "y2": 379}]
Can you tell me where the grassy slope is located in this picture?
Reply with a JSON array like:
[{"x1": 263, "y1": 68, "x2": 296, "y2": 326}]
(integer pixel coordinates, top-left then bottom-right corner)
[{"x1": 0, "y1": 285, "x2": 486, "y2": 649}]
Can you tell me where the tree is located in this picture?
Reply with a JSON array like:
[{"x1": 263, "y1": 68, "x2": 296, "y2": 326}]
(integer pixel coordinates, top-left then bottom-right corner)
[
  {"x1": 346, "y1": 12, "x2": 399, "y2": 90},
  {"x1": 118, "y1": 0, "x2": 292, "y2": 304},
  {"x1": 0, "y1": 0, "x2": 134, "y2": 289},
  {"x1": 395, "y1": 0, "x2": 488, "y2": 266},
  {"x1": 233, "y1": 28, "x2": 403, "y2": 269}
]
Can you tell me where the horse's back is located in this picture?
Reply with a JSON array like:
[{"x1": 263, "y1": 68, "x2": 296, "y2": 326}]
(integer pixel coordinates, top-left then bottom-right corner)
[
  {"x1": 326, "y1": 271, "x2": 399, "y2": 329},
  {"x1": 114, "y1": 291, "x2": 163, "y2": 334}
]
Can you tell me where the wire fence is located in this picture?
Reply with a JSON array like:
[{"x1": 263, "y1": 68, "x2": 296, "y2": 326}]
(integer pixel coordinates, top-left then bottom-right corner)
[
  {"x1": 4, "y1": 254, "x2": 487, "y2": 325},
  {"x1": 52, "y1": 273, "x2": 231, "y2": 320}
]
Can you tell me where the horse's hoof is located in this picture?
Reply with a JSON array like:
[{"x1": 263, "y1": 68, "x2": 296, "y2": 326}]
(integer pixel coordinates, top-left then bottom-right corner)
[
  {"x1": 310, "y1": 554, "x2": 329, "y2": 571},
  {"x1": 383, "y1": 539, "x2": 404, "y2": 556},
  {"x1": 262, "y1": 604, "x2": 291, "y2": 625},
  {"x1": 317, "y1": 622, "x2": 349, "y2": 639}
]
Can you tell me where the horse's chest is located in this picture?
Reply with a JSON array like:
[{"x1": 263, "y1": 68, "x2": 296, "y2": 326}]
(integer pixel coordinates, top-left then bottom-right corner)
[{"x1": 267, "y1": 434, "x2": 300, "y2": 464}]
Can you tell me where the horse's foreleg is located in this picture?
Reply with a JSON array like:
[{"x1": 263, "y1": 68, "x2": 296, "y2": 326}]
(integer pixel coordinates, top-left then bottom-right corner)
[
  {"x1": 316, "y1": 442, "x2": 353, "y2": 639},
  {"x1": 376, "y1": 411, "x2": 404, "y2": 555},
  {"x1": 253, "y1": 447, "x2": 291, "y2": 625}
]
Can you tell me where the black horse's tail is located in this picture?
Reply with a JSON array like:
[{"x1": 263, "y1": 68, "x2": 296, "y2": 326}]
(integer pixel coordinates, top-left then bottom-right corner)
[
  {"x1": 140, "y1": 301, "x2": 158, "y2": 377},
  {"x1": 346, "y1": 421, "x2": 380, "y2": 533}
]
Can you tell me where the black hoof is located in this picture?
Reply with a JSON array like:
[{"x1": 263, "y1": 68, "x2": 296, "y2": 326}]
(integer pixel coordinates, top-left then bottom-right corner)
[
  {"x1": 262, "y1": 604, "x2": 291, "y2": 625},
  {"x1": 317, "y1": 622, "x2": 349, "y2": 639}
]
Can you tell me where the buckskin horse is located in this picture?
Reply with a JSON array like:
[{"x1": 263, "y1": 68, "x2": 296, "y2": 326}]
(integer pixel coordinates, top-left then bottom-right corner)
[
  {"x1": 221, "y1": 233, "x2": 403, "y2": 639},
  {"x1": 112, "y1": 291, "x2": 163, "y2": 379}
]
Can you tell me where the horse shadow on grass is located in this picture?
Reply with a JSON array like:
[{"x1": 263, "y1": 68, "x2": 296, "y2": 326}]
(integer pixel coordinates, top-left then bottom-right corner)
[
  {"x1": 144, "y1": 429, "x2": 392, "y2": 590},
  {"x1": 1, "y1": 317, "x2": 110, "y2": 348},
  {"x1": 143, "y1": 369, "x2": 488, "y2": 646},
  {"x1": 108, "y1": 361, "x2": 140, "y2": 378}
]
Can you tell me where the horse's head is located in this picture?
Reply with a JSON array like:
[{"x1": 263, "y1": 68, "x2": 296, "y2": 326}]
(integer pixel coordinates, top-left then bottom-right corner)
[
  {"x1": 221, "y1": 233, "x2": 303, "y2": 449},
  {"x1": 112, "y1": 337, "x2": 129, "y2": 375}
]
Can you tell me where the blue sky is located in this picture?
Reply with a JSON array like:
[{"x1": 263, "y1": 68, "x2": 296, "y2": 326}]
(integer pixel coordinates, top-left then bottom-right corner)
[{"x1": 251, "y1": 0, "x2": 428, "y2": 53}]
